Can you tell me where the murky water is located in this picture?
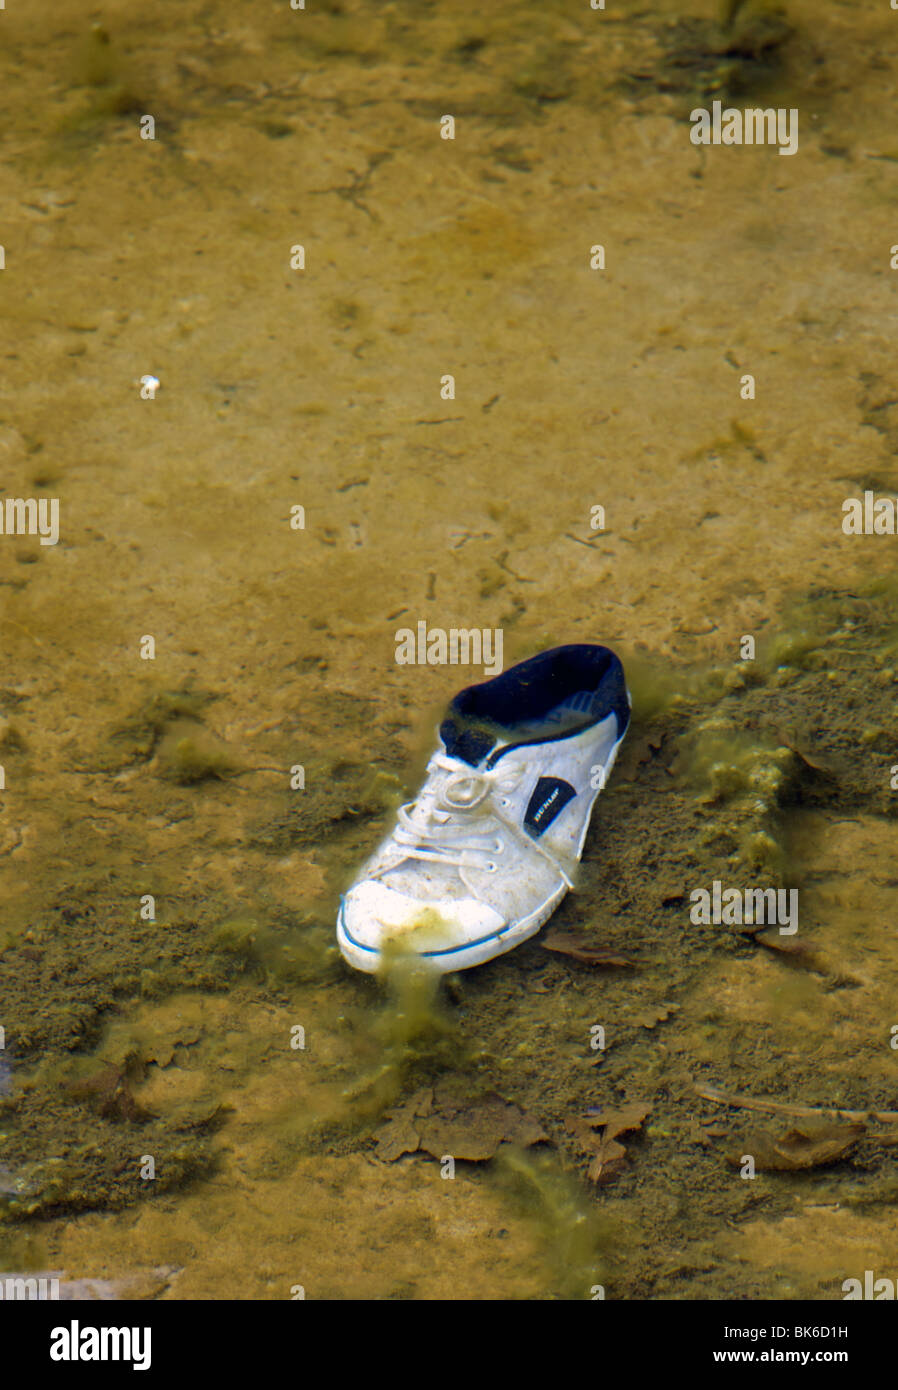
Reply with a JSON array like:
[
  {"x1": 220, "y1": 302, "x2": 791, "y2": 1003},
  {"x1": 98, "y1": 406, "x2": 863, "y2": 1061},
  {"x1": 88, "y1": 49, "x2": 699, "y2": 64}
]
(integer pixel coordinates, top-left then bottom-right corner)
[{"x1": 1, "y1": 0, "x2": 897, "y2": 1300}]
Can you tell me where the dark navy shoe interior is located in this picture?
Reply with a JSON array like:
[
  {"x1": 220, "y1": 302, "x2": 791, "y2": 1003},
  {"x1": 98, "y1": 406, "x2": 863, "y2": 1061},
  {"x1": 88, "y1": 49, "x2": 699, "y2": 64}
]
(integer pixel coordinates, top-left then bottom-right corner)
[{"x1": 440, "y1": 644, "x2": 631, "y2": 767}]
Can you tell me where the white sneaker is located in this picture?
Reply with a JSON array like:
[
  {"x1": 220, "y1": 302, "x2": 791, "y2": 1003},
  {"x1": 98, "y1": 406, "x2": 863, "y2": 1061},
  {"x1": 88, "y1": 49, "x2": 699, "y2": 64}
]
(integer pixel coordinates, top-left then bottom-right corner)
[{"x1": 336, "y1": 644, "x2": 630, "y2": 975}]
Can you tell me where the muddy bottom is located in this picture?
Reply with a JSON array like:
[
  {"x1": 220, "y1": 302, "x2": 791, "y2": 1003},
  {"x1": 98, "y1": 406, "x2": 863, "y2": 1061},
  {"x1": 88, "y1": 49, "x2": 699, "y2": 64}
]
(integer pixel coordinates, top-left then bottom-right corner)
[{"x1": 2, "y1": 0, "x2": 898, "y2": 1299}]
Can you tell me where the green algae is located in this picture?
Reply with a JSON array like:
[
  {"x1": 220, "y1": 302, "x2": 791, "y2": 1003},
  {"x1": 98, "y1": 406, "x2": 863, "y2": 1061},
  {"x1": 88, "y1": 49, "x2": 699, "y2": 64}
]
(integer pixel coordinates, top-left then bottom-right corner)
[
  {"x1": 493, "y1": 1146, "x2": 623, "y2": 1299},
  {"x1": 155, "y1": 721, "x2": 241, "y2": 784},
  {"x1": 107, "y1": 688, "x2": 218, "y2": 768}
]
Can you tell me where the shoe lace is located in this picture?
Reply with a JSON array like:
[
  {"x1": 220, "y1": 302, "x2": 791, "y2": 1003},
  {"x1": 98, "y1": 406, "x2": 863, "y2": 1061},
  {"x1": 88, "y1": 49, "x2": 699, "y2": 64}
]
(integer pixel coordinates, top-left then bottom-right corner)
[{"x1": 374, "y1": 752, "x2": 575, "y2": 887}]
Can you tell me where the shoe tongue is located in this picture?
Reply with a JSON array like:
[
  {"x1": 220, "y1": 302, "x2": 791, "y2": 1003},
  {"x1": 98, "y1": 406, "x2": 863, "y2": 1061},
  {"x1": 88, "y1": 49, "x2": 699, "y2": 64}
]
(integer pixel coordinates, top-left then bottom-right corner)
[{"x1": 439, "y1": 715, "x2": 511, "y2": 768}]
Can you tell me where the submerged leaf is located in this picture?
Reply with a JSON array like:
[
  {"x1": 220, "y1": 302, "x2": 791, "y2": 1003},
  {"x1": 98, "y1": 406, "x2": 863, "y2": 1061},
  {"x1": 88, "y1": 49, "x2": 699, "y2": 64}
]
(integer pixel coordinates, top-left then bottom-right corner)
[
  {"x1": 418, "y1": 1094, "x2": 547, "y2": 1161},
  {"x1": 541, "y1": 930, "x2": 635, "y2": 968},
  {"x1": 730, "y1": 1120, "x2": 865, "y2": 1171},
  {"x1": 566, "y1": 1101, "x2": 651, "y2": 1184},
  {"x1": 372, "y1": 1087, "x2": 434, "y2": 1161},
  {"x1": 375, "y1": 1089, "x2": 545, "y2": 1164}
]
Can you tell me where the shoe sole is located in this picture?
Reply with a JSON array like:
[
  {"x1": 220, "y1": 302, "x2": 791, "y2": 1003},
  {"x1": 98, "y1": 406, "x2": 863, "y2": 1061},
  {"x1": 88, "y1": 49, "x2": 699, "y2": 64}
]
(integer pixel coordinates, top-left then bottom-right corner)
[{"x1": 336, "y1": 726, "x2": 628, "y2": 975}]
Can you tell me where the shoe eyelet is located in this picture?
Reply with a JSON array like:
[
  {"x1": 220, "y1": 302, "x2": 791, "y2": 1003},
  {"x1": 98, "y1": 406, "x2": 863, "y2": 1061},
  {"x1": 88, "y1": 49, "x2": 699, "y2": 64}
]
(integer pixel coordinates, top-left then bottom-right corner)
[{"x1": 484, "y1": 861, "x2": 498, "y2": 873}]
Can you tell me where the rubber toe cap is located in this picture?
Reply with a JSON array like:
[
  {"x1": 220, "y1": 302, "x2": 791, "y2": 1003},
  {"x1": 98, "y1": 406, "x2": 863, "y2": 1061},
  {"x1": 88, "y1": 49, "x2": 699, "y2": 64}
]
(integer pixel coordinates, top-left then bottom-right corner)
[{"x1": 339, "y1": 880, "x2": 506, "y2": 966}]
